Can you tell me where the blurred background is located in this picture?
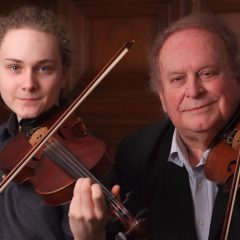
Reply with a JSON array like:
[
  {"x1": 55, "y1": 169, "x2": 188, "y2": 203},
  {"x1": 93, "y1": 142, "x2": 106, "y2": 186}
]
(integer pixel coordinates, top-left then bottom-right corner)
[{"x1": 0, "y1": 0, "x2": 240, "y2": 156}]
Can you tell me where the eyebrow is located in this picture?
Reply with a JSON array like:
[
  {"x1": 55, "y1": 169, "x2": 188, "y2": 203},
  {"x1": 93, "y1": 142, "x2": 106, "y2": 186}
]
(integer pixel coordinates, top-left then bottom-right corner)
[
  {"x1": 3, "y1": 58, "x2": 56, "y2": 64},
  {"x1": 167, "y1": 65, "x2": 217, "y2": 76},
  {"x1": 167, "y1": 71, "x2": 184, "y2": 77},
  {"x1": 4, "y1": 58, "x2": 22, "y2": 63},
  {"x1": 168, "y1": 71, "x2": 183, "y2": 75}
]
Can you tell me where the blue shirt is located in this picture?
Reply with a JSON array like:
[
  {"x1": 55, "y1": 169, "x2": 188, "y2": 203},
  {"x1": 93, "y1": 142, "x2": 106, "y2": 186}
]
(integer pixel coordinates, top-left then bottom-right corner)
[{"x1": 168, "y1": 129, "x2": 218, "y2": 240}]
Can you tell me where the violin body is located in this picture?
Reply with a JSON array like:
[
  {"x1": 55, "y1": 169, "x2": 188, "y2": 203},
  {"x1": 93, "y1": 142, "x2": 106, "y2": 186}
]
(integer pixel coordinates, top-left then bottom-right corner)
[
  {"x1": 205, "y1": 122, "x2": 240, "y2": 190},
  {"x1": 0, "y1": 41, "x2": 147, "y2": 239},
  {"x1": 0, "y1": 112, "x2": 112, "y2": 205},
  {"x1": 0, "y1": 111, "x2": 147, "y2": 239},
  {"x1": 205, "y1": 118, "x2": 240, "y2": 240}
]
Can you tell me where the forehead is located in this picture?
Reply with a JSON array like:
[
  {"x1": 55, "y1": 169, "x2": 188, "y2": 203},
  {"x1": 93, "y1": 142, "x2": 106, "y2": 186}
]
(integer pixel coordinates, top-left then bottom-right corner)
[
  {"x1": 159, "y1": 28, "x2": 229, "y2": 70},
  {"x1": 0, "y1": 28, "x2": 60, "y2": 60},
  {"x1": 162, "y1": 28, "x2": 226, "y2": 55}
]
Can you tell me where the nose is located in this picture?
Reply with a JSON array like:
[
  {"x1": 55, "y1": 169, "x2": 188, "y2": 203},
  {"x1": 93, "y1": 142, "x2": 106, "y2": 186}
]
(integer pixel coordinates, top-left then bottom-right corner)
[
  {"x1": 185, "y1": 76, "x2": 204, "y2": 98},
  {"x1": 21, "y1": 70, "x2": 38, "y2": 92}
]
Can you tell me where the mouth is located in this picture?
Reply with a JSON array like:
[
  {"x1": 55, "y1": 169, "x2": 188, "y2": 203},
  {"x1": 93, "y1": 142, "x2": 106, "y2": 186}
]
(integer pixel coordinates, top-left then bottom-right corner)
[
  {"x1": 181, "y1": 101, "x2": 216, "y2": 112},
  {"x1": 17, "y1": 97, "x2": 41, "y2": 102},
  {"x1": 17, "y1": 97, "x2": 40, "y2": 101}
]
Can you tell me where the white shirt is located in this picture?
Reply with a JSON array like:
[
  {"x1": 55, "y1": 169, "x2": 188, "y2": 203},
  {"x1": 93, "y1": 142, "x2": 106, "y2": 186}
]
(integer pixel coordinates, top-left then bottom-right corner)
[{"x1": 168, "y1": 129, "x2": 218, "y2": 240}]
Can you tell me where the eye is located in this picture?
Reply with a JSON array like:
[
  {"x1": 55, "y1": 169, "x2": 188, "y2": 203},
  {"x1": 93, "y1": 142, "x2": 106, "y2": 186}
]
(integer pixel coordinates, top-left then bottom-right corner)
[
  {"x1": 199, "y1": 70, "x2": 215, "y2": 79},
  {"x1": 36, "y1": 65, "x2": 54, "y2": 75},
  {"x1": 38, "y1": 65, "x2": 49, "y2": 72},
  {"x1": 170, "y1": 75, "x2": 185, "y2": 87},
  {"x1": 9, "y1": 64, "x2": 20, "y2": 72},
  {"x1": 174, "y1": 76, "x2": 184, "y2": 81}
]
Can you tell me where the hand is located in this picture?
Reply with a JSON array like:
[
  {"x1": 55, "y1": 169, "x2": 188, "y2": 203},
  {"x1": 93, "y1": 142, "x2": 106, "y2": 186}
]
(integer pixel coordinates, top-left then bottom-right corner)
[{"x1": 69, "y1": 178, "x2": 120, "y2": 240}]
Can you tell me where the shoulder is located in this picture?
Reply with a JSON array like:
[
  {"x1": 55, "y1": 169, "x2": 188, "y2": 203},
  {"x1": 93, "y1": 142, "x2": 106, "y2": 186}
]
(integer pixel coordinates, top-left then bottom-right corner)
[
  {"x1": 0, "y1": 121, "x2": 7, "y2": 134},
  {"x1": 115, "y1": 117, "x2": 174, "y2": 175},
  {"x1": 117, "y1": 117, "x2": 174, "y2": 153},
  {"x1": 113, "y1": 118, "x2": 175, "y2": 208},
  {"x1": 0, "y1": 121, "x2": 9, "y2": 142},
  {"x1": 0, "y1": 113, "x2": 18, "y2": 148}
]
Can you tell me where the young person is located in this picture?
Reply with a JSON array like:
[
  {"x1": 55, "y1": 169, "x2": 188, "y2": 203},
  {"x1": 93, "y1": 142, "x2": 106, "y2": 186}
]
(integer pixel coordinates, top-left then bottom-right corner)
[{"x1": 0, "y1": 6, "x2": 73, "y2": 239}]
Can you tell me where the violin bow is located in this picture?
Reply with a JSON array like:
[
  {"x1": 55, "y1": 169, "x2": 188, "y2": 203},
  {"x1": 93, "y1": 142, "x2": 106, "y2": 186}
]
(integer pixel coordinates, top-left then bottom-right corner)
[{"x1": 0, "y1": 40, "x2": 135, "y2": 193}]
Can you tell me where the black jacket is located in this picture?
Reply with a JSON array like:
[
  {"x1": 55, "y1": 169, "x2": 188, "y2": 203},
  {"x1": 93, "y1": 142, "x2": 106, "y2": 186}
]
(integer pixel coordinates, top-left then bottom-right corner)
[{"x1": 113, "y1": 118, "x2": 240, "y2": 240}]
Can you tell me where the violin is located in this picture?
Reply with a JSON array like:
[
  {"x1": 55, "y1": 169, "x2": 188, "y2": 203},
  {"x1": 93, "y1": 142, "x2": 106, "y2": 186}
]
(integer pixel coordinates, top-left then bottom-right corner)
[
  {"x1": 205, "y1": 109, "x2": 240, "y2": 240},
  {"x1": 0, "y1": 40, "x2": 147, "y2": 240}
]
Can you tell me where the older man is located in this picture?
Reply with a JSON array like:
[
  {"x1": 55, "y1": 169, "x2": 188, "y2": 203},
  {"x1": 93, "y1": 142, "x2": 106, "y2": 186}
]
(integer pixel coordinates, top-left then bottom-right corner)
[{"x1": 70, "y1": 13, "x2": 240, "y2": 240}]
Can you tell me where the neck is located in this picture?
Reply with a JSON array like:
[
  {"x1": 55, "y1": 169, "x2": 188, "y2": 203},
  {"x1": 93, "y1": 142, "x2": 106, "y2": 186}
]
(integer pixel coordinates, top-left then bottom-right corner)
[{"x1": 178, "y1": 130, "x2": 213, "y2": 167}]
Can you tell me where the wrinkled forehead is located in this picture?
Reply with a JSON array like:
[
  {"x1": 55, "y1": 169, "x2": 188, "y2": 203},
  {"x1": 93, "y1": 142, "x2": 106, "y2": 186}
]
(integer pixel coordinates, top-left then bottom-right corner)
[
  {"x1": 159, "y1": 28, "x2": 230, "y2": 68},
  {"x1": 161, "y1": 28, "x2": 226, "y2": 56}
]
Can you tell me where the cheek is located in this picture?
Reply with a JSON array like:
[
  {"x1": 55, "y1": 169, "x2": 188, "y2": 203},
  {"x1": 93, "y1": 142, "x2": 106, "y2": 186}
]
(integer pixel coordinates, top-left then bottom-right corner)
[
  {"x1": 211, "y1": 79, "x2": 239, "y2": 104},
  {"x1": 0, "y1": 91, "x2": 13, "y2": 110},
  {"x1": 42, "y1": 78, "x2": 63, "y2": 101},
  {"x1": 163, "y1": 93, "x2": 182, "y2": 113},
  {"x1": 0, "y1": 82, "x2": 14, "y2": 101},
  {"x1": 219, "y1": 86, "x2": 240, "y2": 114}
]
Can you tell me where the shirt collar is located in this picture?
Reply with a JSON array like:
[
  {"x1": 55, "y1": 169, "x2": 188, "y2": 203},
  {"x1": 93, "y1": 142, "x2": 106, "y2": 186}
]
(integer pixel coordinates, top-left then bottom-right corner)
[{"x1": 168, "y1": 129, "x2": 210, "y2": 176}]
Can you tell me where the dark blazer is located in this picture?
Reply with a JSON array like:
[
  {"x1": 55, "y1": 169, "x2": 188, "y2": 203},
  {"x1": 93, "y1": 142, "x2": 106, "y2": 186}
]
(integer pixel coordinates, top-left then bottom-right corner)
[{"x1": 113, "y1": 118, "x2": 240, "y2": 240}]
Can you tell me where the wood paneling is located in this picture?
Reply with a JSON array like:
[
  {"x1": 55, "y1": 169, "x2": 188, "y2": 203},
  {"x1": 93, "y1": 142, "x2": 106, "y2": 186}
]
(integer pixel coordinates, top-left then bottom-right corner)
[
  {"x1": 192, "y1": 0, "x2": 240, "y2": 57},
  {"x1": 202, "y1": 0, "x2": 240, "y2": 12},
  {"x1": 0, "y1": 0, "x2": 57, "y2": 12},
  {"x1": 63, "y1": 0, "x2": 185, "y2": 156}
]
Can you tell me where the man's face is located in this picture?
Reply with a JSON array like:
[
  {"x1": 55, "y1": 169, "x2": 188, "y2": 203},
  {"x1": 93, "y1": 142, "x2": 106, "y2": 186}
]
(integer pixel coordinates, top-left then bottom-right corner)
[
  {"x1": 0, "y1": 28, "x2": 67, "y2": 120},
  {"x1": 158, "y1": 28, "x2": 240, "y2": 137}
]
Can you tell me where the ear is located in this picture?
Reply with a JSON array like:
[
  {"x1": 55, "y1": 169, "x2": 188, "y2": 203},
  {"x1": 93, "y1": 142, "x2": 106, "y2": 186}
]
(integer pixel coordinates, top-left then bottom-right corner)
[{"x1": 158, "y1": 90, "x2": 167, "y2": 113}]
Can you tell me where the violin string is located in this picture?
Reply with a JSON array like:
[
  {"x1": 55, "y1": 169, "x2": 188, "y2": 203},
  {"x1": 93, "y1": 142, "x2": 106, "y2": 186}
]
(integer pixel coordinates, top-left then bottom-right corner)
[
  {"x1": 220, "y1": 145, "x2": 240, "y2": 240},
  {"x1": 45, "y1": 139, "x2": 131, "y2": 226},
  {"x1": 44, "y1": 138, "x2": 131, "y2": 226}
]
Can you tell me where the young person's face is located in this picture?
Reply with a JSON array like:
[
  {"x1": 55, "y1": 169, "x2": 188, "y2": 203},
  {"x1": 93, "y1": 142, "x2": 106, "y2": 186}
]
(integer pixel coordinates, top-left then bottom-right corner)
[{"x1": 0, "y1": 28, "x2": 67, "y2": 120}]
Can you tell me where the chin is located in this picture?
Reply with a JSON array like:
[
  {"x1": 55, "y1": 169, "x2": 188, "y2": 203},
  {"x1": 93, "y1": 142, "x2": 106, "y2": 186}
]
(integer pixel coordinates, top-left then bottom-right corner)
[
  {"x1": 16, "y1": 111, "x2": 42, "y2": 120},
  {"x1": 190, "y1": 122, "x2": 222, "y2": 134}
]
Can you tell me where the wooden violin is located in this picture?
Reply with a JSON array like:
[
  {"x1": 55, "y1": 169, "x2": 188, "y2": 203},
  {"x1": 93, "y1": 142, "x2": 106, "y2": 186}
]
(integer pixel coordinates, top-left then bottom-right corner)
[
  {"x1": 0, "y1": 40, "x2": 148, "y2": 240},
  {"x1": 205, "y1": 109, "x2": 240, "y2": 240}
]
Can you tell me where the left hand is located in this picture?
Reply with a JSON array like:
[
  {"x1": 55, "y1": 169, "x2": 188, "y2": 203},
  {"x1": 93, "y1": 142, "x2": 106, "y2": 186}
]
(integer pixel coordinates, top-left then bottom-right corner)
[{"x1": 69, "y1": 178, "x2": 119, "y2": 240}]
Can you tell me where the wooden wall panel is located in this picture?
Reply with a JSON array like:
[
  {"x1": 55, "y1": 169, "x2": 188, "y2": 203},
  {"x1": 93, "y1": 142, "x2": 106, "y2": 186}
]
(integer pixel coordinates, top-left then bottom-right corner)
[
  {"x1": 65, "y1": 0, "x2": 185, "y2": 156},
  {"x1": 0, "y1": 0, "x2": 58, "y2": 12},
  {"x1": 202, "y1": 0, "x2": 240, "y2": 12},
  {"x1": 191, "y1": 1, "x2": 240, "y2": 51}
]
